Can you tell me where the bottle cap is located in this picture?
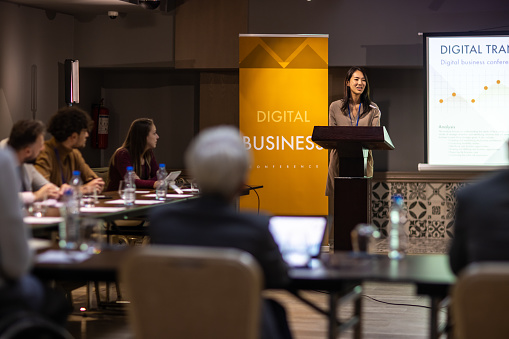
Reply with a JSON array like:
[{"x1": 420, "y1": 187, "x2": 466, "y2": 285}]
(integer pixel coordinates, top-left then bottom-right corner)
[
  {"x1": 159, "y1": 164, "x2": 166, "y2": 168},
  {"x1": 127, "y1": 166, "x2": 133, "y2": 171},
  {"x1": 73, "y1": 170, "x2": 81, "y2": 176},
  {"x1": 393, "y1": 194, "x2": 404, "y2": 205}
]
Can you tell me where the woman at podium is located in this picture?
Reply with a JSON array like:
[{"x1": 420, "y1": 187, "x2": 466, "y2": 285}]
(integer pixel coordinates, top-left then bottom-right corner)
[{"x1": 325, "y1": 67, "x2": 381, "y2": 248}]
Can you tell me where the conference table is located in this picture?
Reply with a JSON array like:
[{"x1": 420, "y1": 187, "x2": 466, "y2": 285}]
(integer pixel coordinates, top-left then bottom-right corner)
[
  {"x1": 32, "y1": 248, "x2": 455, "y2": 339},
  {"x1": 24, "y1": 187, "x2": 203, "y2": 242},
  {"x1": 26, "y1": 185, "x2": 262, "y2": 232},
  {"x1": 27, "y1": 185, "x2": 264, "y2": 243},
  {"x1": 289, "y1": 253, "x2": 455, "y2": 339}
]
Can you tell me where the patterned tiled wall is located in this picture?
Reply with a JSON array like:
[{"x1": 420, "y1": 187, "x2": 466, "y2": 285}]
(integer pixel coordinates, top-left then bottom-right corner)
[{"x1": 372, "y1": 181, "x2": 469, "y2": 240}]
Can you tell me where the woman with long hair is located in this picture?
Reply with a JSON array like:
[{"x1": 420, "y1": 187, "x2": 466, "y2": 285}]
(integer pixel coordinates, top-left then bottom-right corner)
[
  {"x1": 326, "y1": 67, "x2": 381, "y2": 248},
  {"x1": 106, "y1": 118, "x2": 160, "y2": 191}
]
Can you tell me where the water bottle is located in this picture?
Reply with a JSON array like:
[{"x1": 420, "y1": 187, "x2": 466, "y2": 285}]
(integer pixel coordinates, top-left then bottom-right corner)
[
  {"x1": 59, "y1": 189, "x2": 80, "y2": 249},
  {"x1": 124, "y1": 166, "x2": 136, "y2": 206},
  {"x1": 388, "y1": 194, "x2": 407, "y2": 260},
  {"x1": 70, "y1": 170, "x2": 82, "y2": 207},
  {"x1": 155, "y1": 164, "x2": 168, "y2": 201}
]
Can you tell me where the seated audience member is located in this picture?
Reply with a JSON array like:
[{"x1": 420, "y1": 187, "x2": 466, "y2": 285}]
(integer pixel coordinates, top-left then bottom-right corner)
[
  {"x1": 449, "y1": 146, "x2": 509, "y2": 275},
  {"x1": 105, "y1": 118, "x2": 160, "y2": 191},
  {"x1": 150, "y1": 126, "x2": 292, "y2": 339},
  {"x1": 1, "y1": 119, "x2": 61, "y2": 204},
  {"x1": 0, "y1": 148, "x2": 70, "y2": 326},
  {"x1": 35, "y1": 106, "x2": 104, "y2": 194}
]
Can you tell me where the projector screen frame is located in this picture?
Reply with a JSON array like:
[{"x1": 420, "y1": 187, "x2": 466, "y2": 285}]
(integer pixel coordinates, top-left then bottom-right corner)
[{"x1": 422, "y1": 30, "x2": 509, "y2": 171}]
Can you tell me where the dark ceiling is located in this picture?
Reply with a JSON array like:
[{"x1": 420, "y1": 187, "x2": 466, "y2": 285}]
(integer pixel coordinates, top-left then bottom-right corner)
[{"x1": 2, "y1": 0, "x2": 174, "y2": 15}]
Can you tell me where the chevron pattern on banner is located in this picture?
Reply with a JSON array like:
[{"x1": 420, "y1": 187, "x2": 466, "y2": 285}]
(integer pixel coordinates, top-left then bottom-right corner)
[{"x1": 240, "y1": 37, "x2": 328, "y2": 69}]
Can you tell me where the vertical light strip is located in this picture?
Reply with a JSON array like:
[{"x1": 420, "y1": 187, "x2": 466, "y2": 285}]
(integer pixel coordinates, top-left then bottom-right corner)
[{"x1": 72, "y1": 60, "x2": 80, "y2": 104}]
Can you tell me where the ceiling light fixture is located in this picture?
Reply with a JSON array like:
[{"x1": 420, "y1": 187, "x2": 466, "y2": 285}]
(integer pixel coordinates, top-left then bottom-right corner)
[{"x1": 108, "y1": 11, "x2": 118, "y2": 19}]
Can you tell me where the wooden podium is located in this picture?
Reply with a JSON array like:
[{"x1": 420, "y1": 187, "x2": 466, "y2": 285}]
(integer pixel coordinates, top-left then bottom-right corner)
[{"x1": 312, "y1": 126, "x2": 395, "y2": 250}]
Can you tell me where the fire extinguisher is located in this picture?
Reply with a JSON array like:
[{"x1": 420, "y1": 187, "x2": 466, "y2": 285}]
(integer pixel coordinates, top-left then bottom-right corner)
[{"x1": 91, "y1": 100, "x2": 109, "y2": 149}]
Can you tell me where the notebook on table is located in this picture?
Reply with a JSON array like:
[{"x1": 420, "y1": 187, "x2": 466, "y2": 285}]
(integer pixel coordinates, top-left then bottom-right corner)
[{"x1": 268, "y1": 216, "x2": 327, "y2": 267}]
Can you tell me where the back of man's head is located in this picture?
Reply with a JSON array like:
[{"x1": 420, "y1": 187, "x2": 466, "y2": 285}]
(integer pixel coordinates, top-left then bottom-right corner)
[
  {"x1": 47, "y1": 106, "x2": 92, "y2": 142},
  {"x1": 185, "y1": 126, "x2": 251, "y2": 199},
  {"x1": 8, "y1": 119, "x2": 45, "y2": 151}
]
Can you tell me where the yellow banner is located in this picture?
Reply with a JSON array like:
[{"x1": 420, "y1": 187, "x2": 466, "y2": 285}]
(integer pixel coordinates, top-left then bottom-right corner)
[{"x1": 239, "y1": 35, "x2": 328, "y2": 216}]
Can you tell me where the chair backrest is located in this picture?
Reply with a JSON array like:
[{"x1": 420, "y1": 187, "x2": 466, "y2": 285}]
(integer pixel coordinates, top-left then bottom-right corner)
[
  {"x1": 91, "y1": 167, "x2": 109, "y2": 183},
  {"x1": 452, "y1": 262, "x2": 509, "y2": 339},
  {"x1": 120, "y1": 245, "x2": 263, "y2": 339},
  {"x1": 0, "y1": 310, "x2": 74, "y2": 339}
]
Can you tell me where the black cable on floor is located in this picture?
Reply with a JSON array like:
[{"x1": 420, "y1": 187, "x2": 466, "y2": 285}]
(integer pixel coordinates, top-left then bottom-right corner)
[
  {"x1": 362, "y1": 294, "x2": 432, "y2": 309},
  {"x1": 363, "y1": 295, "x2": 448, "y2": 314},
  {"x1": 311, "y1": 290, "x2": 447, "y2": 312}
]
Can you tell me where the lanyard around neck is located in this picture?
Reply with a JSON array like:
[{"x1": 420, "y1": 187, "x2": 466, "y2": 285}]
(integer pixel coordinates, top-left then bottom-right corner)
[
  {"x1": 348, "y1": 103, "x2": 361, "y2": 126},
  {"x1": 54, "y1": 147, "x2": 67, "y2": 184}
]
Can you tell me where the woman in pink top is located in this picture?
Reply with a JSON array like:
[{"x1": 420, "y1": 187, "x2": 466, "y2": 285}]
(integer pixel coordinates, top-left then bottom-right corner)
[{"x1": 106, "y1": 118, "x2": 160, "y2": 191}]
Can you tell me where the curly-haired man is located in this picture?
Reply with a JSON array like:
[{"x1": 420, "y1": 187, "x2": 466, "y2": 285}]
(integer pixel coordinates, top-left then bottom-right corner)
[{"x1": 35, "y1": 106, "x2": 104, "y2": 194}]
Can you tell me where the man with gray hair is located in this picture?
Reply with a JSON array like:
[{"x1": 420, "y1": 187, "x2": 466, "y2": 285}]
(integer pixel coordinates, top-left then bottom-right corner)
[
  {"x1": 185, "y1": 125, "x2": 251, "y2": 200},
  {"x1": 150, "y1": 125, "x2": 292, "y2": 339}
]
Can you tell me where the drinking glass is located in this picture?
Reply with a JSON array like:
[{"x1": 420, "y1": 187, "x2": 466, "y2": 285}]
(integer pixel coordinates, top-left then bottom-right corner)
[
  {"x1": 118, "y1": 180, "x2": 126, "y2": 200},
  {"x1": 79, "y1": 218, "x2": 104, "y2": 254},
  {"x1": 351, "y1": 223, "x2": 380, "y2": 255},
  {"x1": 189, "y1": 179, "x2": 199, "y2": 193},
  {"x1": 31, "y1": 191, "x2": 48, "y2": 217},
  {"x1": 32, "y1": 201, "x2": 47, "y2": 217},
  {"x1": 82, "y1": 188, "x2": 97, "y2": 208}
]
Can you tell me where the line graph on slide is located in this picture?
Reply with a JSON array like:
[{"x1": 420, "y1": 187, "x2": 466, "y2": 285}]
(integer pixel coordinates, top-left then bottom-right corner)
[
  {"x1": 430, "y1": 67, "x2": 509, "y2": 128},
  {"x1": 437, "y1": 79, "x2": 505, "y2": 104}
]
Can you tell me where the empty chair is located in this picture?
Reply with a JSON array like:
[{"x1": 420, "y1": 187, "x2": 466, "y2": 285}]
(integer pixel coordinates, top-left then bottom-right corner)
[
  {"x1": 120, "y1": 245, "x2": 263, "y2": 339},
  {"x1": 452, "y1": 262, "x2": 509, "y2": 339}
]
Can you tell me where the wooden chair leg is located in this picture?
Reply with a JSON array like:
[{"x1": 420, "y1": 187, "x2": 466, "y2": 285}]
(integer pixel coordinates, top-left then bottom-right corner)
[{"x1": 115, "y1": 282, "x2": 122, "y2": 300}]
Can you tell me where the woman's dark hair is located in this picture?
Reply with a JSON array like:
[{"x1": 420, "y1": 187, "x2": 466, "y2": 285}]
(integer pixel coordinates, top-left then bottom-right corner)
[
  {"x1": 340, "y1": 66, "x2": 372, "y2": 115},
  {"x1": 114, "y1": 118, "x2": 154, "y2": 177},
  {"x1": 8, "y1": 119, "x2": 45, "y2": 151},
  {"x1": 47, "y1": 106, "x2": 92, "y2": 142}
]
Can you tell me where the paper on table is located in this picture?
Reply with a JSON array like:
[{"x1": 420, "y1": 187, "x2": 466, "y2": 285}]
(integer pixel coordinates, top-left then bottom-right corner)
[
  {"x1": 29, "y1": 238, "x2": 53, "y2": 251},
  {"x1": 181, "y1": 188, "x2": 199, "y2": 193},
  {"x1": 80, "y1": 207, "x2": 125, "y2": 213},
  {"x1": 143, "y1": 194, "x2": 194, "y2": 198},
  {"x1": 43, "y1": 199, "x2": 59, "y2": 206},
  {"x1": 166, "y1": 194, "x2": 194, "y2": 198},
  {"x1": 133, "y1": 200, "x2": 165, "y2": 204},
  {"x1": 24, "y1": 216, "x2": 64, "y2": 224},
  {"x1": 105, "y1": 199, "x2": 165, "y2": 205},
  {"x1": 135, "y1": 190, "x2": 150, "y2": 194},
  {"x1": 36, "y1": 250, "x2": 91, "y2": 264},
  {"x1": 39, "y1": 199, "x2": 64, "y2": 208}
]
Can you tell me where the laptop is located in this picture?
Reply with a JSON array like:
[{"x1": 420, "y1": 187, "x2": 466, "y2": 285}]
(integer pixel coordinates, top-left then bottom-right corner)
[
  {"x1": 164, "y1": 171, "x2": 181, "y2": 184},
  {"x1": 268, "y1": 216, "x2": 327, "y2": 267}
]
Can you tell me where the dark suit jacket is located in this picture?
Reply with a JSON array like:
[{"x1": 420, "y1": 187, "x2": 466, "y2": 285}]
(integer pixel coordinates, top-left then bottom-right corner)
[
  {"x1": 149, "y1": 195, "x2": 289, "y2": 289},
  {"x1": 449, "y1": 169, "x2": 509, "y2": 275}
]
